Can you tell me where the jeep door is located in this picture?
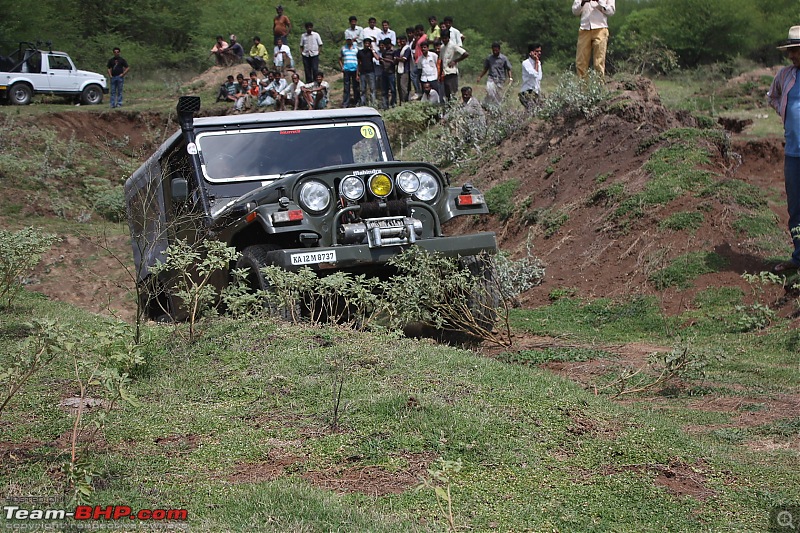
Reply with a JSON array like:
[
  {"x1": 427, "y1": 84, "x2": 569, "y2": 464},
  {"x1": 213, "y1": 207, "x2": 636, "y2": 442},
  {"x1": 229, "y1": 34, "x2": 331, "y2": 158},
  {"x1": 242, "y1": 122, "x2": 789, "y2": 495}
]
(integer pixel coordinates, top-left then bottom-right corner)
[
  {"x1": 44, "y1": 54, "x2": 80, "y2": 92},
  {"x1": 18, "y1": 50, "x2": 49, "y2": 89}
]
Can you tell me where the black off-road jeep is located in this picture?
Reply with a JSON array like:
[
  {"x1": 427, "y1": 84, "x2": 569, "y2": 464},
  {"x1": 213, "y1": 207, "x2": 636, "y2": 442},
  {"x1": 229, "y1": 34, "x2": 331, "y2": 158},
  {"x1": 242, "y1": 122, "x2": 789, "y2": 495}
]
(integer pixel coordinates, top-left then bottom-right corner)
[{"x1": 125, "y1": 96, "x2": 497, "y2": 320}]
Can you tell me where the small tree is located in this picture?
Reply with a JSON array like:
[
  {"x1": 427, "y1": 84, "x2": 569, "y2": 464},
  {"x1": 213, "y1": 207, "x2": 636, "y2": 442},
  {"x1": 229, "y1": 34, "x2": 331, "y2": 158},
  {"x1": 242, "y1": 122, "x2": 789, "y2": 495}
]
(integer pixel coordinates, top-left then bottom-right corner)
[
  {"x1": 1, "y1": 319, "x2": 68, "y2": 420},
  {"x1": 0, "y1": 227, "x2": 59, "y2": 309},
  {"x1": 149, "y1": 239, "x2": 240, "y2": 342}
]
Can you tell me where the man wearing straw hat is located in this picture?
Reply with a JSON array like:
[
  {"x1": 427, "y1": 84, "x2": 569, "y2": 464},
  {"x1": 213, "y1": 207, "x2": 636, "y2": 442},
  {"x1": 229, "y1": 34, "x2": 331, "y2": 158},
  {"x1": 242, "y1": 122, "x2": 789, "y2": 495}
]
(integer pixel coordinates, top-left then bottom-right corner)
[{"x1": 768, "y1": 26, "x2": 800, "y2": 273}]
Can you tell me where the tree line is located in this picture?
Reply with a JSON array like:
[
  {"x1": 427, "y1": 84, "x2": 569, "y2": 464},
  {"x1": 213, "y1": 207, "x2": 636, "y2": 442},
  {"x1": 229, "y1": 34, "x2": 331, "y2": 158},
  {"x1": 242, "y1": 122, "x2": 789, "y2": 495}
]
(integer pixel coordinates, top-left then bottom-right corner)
[{"x1": 0, "y1": 0, "x2": 797, "y2": 76}]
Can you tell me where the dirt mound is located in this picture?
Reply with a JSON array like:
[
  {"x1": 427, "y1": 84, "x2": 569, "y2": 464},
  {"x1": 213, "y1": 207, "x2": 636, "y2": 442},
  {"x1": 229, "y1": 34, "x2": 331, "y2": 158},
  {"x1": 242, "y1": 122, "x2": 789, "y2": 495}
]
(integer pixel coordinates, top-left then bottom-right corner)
[{"x1": 447, "y1": 76, "x2": 789, "y2": 313}]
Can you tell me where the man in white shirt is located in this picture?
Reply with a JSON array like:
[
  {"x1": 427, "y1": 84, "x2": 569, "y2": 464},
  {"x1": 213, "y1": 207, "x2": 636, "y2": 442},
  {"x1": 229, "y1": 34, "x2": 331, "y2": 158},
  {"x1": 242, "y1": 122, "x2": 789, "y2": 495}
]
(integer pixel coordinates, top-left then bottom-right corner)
[
  {"x1": 416, "y1": 42, "x2": 440, "y2": 100},
  {"x1": 299, "y1": 22, "x2": 323, "y2": 83},
  {"x1": 519, "y1": 43, "x2": 542, "y2": 109},
  {"x1": 273, "y1": 40, "x2": 293, "y2": 74},
  {"x1": 279, "y1": 72, "x2": 306, "y2": 110},
  {"x1": 363, "y1": 17, "x2": 382, "y2": 55},
  {"x1": 344, "y1": 16, "x2": 364, "y2": 49},
  {"x1": 441, "y1": 17, "x2": 464, "y2": 47},
  {"x1": 572, "y1": 0, "x2": 615, "y2": 78},
  {"x1": 378, "y1": 20, "x2": 397, "y2": 46},
  {"x1": 439, "y1": 30, "x2": 469, "y2": 102},
  {"x1": 260, "y1": 70, "x2": 285, "y2": 109}
]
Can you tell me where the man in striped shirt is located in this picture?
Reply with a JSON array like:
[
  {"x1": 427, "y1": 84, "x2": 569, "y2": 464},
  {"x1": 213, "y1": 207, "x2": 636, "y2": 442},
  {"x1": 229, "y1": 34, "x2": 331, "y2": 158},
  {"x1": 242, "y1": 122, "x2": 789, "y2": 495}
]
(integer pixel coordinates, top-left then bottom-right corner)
[{"x1": 340, "y1": 37, "x2": 360, "y2": 107}]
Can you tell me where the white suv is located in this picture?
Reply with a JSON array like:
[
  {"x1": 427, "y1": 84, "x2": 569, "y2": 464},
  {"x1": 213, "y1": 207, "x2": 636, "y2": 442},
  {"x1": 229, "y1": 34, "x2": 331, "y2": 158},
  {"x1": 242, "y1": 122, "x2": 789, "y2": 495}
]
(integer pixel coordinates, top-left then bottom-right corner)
[{"x1": 0, "y1": 44, "x2": 108, "y2": 105}]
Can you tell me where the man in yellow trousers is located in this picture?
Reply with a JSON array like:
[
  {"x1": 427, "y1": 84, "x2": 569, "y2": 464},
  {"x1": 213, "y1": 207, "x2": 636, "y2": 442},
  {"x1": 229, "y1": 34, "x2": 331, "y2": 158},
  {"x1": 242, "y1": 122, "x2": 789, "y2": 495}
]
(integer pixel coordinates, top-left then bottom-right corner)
[{"x1": 572, "y1": 0, "x2": 615, "y2": 78}]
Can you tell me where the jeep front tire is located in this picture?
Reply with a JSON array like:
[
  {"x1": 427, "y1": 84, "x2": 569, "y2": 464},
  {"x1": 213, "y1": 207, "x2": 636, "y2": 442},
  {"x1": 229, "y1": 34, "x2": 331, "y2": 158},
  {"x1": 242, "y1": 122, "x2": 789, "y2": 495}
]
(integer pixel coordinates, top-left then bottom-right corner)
[
  {"x1": 80, "y1": 84, "x2": 103, "y2": 105},
  {"x1": 236, "y1": 245, "x2": 298, "y2": 320}
]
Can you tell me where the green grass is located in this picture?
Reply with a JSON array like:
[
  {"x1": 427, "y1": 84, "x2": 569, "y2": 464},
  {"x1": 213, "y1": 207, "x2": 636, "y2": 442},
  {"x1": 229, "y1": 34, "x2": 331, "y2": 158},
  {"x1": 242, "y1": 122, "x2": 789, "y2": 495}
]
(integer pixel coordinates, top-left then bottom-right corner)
[
  {"x1": 3, "y1": 280, "x2": 800, "y2": 531},
  {"x1": 613, "y1": 132, "x2": 719, "y2": 225},
  {"x1": 510, "y1": 296, "x2": 674, "y2": 343},
  {"x1": 699, "y1": 178, "x2": 769, "y2": 209},
  {"x1": 659, "y1": 211, "x2": 704, "y2": 232},
  {"x1": 523, "y1": 207, "x2": 570, "y2": 237},
  {"x1": 733, "y1": 212, "x2": 781, "y2": 238},
  {"x1": 648, "y1": 251, "x2": 729, "y2": 290}
]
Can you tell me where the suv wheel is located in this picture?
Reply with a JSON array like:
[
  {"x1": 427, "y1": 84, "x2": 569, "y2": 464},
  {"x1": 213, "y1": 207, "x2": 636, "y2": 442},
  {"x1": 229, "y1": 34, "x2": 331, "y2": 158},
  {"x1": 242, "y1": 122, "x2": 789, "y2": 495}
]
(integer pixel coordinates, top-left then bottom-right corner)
[
  {"x1": 443, "y1": 254, "x2": 500, "y2": 344},
  {"x1": 80, "y1": 84, "x2": 103, "y2": 105},
  {"x1": 236, "y1": 245, "x2": 299, "y2": 320},
  {"x1": 9, "y1": 83, "x2": 32, "y2": 105}
]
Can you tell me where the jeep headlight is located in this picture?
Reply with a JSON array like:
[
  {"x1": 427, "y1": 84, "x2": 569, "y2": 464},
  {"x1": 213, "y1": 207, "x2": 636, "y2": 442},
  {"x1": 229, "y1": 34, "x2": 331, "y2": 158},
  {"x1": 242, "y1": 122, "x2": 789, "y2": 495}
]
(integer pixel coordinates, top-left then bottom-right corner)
[
  {"x1": 415, "y1": 171, "x2": 440, "y2": 202},
  {"x1": 339, "y1": 175, "x2": 365, "y2": 202},
  {"x1": 299, "y1": 180, "x2": 331, "y2": 213},
  {"x1": 368, "y1": 173, "x2": 393, "y2": 198},
  {"x1": 396, "y1": 170, "x2": 420, "y2": 196}
]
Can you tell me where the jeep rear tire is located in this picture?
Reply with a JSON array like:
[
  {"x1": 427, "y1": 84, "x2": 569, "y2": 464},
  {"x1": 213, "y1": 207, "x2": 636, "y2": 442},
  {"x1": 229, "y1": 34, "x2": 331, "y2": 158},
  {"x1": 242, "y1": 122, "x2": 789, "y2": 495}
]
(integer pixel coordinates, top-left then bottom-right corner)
[
  {"x1": 236, "y1": 245, "x2": 298, "y2": 320},
  {"x1": 80, "y1": 84, "x2": 103, "y2": 105},
  {"x1": 9, "y1": 83, "x2": 32, "y2": 105}
]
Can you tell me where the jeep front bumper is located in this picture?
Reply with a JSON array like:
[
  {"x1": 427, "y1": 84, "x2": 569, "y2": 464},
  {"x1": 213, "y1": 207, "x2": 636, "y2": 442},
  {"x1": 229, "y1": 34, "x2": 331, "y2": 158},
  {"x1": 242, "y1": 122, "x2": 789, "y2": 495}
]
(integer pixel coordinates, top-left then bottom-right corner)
[{"x1": 266, "y1": 232, "x2": 497, "y2": 271}]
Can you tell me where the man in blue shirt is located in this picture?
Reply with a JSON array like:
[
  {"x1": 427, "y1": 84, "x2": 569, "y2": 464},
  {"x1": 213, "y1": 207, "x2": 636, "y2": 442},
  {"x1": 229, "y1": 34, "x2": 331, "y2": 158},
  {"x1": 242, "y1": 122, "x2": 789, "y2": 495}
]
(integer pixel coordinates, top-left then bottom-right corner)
[
  {"x1": 340, "y1": 37, "x2": 360, "y2": 107},
  {"x1": 769, "y1": 26, "x2": 800, "y2": 273}
]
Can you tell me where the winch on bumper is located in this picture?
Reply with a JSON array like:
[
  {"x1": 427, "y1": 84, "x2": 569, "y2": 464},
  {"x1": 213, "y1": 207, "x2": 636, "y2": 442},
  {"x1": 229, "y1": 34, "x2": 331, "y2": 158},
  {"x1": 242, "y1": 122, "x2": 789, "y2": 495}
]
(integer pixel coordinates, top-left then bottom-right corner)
[{"x1": 340, "y1": 216, "x2": 423, "y2": 247}]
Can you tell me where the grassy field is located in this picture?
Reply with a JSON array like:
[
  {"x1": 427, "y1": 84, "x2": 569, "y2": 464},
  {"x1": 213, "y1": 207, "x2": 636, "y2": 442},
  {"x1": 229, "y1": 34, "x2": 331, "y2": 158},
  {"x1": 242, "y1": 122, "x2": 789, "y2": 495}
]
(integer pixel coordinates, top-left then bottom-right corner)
[{"x1": 3, "y1": 287, "x2": 800, "y2": 531}]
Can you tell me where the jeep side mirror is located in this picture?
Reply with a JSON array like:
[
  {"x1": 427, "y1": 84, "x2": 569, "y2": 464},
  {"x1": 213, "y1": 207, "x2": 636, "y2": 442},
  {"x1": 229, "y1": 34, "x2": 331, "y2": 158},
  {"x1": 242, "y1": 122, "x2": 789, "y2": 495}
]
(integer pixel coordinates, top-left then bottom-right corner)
[{"x1": 171, "y1": 178, "x2": 188, "y2": 203}]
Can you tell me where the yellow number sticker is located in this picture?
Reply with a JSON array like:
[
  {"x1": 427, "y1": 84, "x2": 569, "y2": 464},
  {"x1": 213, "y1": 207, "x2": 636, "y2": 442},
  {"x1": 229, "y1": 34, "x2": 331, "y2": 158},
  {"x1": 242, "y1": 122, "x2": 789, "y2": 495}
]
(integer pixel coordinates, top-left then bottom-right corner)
[{"x1": 360, "y1": 125, "x2": 375, "y2": 138}]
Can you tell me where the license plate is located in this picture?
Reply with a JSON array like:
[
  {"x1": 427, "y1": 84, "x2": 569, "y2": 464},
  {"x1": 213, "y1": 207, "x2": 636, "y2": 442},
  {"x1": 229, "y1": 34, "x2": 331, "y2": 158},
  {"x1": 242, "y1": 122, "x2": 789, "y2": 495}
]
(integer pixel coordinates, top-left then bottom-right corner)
[{"x1": 290, "y1": 250, "x2": 337, "y2": 266}]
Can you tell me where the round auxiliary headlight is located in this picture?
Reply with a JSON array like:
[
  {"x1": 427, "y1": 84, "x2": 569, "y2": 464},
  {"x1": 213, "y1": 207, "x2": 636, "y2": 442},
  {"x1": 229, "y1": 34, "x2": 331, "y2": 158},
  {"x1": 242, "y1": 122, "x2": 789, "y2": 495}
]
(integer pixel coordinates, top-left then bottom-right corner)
[
  {"x1": 339, "y1": 175, "x2": 365, "y2": 202},
  {"x1": 368, "y1": 172, "x2": 393, "y2": 198},
  {"x1": 415, "y1": 171, "x2": 440, "y2": 202},
  {"x1": 299, "y1": 180, "x2": 331, "y2": 213},
  {"x1": 396, "y1": 170, "x2": 420, "y2": 195}
]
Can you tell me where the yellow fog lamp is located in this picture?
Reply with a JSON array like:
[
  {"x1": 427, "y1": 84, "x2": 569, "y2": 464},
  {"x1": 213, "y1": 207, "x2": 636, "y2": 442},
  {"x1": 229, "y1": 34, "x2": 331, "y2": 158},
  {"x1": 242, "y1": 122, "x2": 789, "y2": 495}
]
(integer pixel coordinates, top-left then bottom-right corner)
[{"x1": 368, "y1": 173, "x2": 393, "y2": 198}]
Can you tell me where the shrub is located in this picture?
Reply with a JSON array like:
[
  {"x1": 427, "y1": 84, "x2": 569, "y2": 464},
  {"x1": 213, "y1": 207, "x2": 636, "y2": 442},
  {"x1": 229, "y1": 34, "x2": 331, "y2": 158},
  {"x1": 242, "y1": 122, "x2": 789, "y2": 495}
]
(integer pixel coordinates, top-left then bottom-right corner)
[
  {"x1": 149, "y1": 239, "x2": 240, "y2": 341},
  {"x1": 485, "y1": 180, "x2": 521, "y2": 221},
  {"x1": 408, "y1": 99, "x2": 532, "y2": 168},
  {"x1": 494, "y1": 242, "x2": 546, "y2": 305},
  {"x1": 93, "y1": 187, "x2": 126, "y2": 222},
  {"x1": 537, "y1": 71, "x2": 609, "y2": 120},
  {"x1": 382, "y1": 102, "x2": 442, "y2": 146}
]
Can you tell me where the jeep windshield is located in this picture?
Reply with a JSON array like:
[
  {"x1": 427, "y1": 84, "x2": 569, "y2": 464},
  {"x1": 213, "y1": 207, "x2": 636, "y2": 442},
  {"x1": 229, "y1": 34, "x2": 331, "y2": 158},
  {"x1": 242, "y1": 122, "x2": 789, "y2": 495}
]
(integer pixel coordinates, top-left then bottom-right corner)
[{"x1": 196, "y1": 121, "x2": 389, "y2": 183}]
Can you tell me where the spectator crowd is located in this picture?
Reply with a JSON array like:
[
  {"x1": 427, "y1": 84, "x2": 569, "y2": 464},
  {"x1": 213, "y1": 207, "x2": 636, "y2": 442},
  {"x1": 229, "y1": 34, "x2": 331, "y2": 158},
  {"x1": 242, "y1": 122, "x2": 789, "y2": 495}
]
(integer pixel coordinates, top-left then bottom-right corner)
[{"x1": 206, "y1": 3, "x2": 612, "y2": 115}]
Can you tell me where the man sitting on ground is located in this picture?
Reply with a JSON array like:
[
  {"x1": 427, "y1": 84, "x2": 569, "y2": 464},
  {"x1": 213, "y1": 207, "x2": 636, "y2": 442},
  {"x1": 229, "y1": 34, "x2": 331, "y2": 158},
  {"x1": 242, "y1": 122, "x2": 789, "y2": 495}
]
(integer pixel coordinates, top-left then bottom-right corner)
[
  {"x1": 247, "y1": 36, "x2": 269, "y2": 70},
  {"x1": 224, "y1": 35, "x2": 244, "y2": 65},
  {"x1": 210, "y1": 36, "x2": 229, "y2": 66},
  {"x1": 301, "y1": 72, "x2": 329, "y2": 109},
  {"x1": 232, "y1": 74, "x2": 248, "y2": 113},
  {"x1": 278, "y1": 72, "x2": 307, "y2": 110},
  {"x1": 217, "y1": 74, "x2": 238, "y2": 102},
  {"x1": 419, "y1": 81, "x2": 440, "y2": 104},
  {"x1": 259, "y1": 71, "x2": 285, "y2": 109}
]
